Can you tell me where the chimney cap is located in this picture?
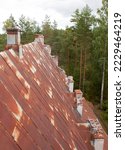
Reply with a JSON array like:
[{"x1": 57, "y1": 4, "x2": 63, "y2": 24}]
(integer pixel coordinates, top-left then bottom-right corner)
[
  {"x1": 92, "y1": 132, "x2": 104, "y2": 139},
  {"x1": 75, "y1": 89, "x2": 82, "y2": 94},
  {"x1": 35, "y1": 34, "x2": 44, "y2": 38},
  {"x1": 6, "y1": 27, "x2": 21, "y2": 49},
  {"x1": 6, "y1": 28, "x2": 21, "y2": 33}
]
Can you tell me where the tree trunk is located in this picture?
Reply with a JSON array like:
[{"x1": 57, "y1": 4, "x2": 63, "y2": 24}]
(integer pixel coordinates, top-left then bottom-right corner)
[
  {"x1": 83, "y1": 49, "x2": 86, "y2": 93},
  {"x1": 79, "y1": 49, "x2": 82, "y2": 89},
  {"x1": 74, "y1": 43, "x2": 77, "y2": 73},
  {"x1": 67, "y1": 48, "x2": 70, "y2": 74},
  {"x1": 100, "y1": 58, "x2": 105, "y2": 109}
]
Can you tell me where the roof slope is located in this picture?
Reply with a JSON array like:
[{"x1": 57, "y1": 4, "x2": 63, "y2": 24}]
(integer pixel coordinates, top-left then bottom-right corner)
[
  {"x1": 82, "y1": 100, "x2": 108, "y2": 150},
  {"x1": 0, "y1": 41, "x2": 89, "y2": 150}
]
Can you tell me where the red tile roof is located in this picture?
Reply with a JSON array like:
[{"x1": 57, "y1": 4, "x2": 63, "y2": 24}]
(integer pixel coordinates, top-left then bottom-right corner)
[
  {"x1": 81, "y1": 99, "x2": 108, "y2": 150},
  {"x1": 0, "y1": 37, "x2": 107, "y2": 150},
  {"x1": 0, "y1": 41, "x2": 89, "y2": 150}
]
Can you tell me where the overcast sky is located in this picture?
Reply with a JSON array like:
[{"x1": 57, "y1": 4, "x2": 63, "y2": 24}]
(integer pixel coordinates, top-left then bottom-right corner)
[{"x1": 0, "y1": 0, "x2": 102, "y2": 32}]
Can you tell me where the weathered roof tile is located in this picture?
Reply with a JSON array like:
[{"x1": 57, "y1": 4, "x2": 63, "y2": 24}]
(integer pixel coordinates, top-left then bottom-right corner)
[{"x1": 0, "y1": 41, "x2": 89, "y2": 150}]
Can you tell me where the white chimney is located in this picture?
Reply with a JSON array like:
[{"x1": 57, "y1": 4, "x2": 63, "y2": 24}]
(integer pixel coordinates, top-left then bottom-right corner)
[
  {"x1": 6, "y1": 28, "x2": 21, "y2": 45},
  {"x1": 44, "y1": 45, "x2": 51, "y2": 55},
  {"x1": 52, "y1": 55, "x2": 58, "y2": 66},
  {"x1": 75, "y1": 90, "x2": 83, "y2": 116},
  {"x1": 5, "y1": 28, "x2": 23, "y2": 58},
  {"x1": 34, "y1": 34, "x2": 44, "y2": 45},
  {"x1": 77, "y1": 103, "x2": 83, "y2": 116},
  {"x1": 93, "y1": 138, "x2": 104, "y2": 150},
  {"x1": 67, "y1": 76, "x2": 74, "y2": 93},
  {"x1": 88, "y1": 119, "x2": 104, "y2": 150},
  {"x1": 19, "y1": 45, "x2": 23, "y2": 59}
]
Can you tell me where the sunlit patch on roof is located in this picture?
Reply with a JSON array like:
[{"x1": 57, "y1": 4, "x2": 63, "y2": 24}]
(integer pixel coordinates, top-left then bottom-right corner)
[
  {"x1": 50, "y1": 114, "x2": 55, "y2": 126},
  {"x1": 12, "y1": 127, "x2": 20, "y2": 142},
  {"x1": 55, "y1": 138, "x2": 65, "y2": 150},
  {"x1": 0, "y1": 65, "x2": 4, "y2": 71},
  {"x1": 47, "y1": 86, "x2": 53, "y2": 99},
  {"x1": 24, "y1": 90, "x2": 30, "y2": 100},
  {"x1": 10, "y1": 49, "x2": 17, "y2": 57},
  {"x1": 30, "y1": 65, "x2": 36, "y2": 74},
  {"x1": 49, "y1": 104, "x2": 54, "y2": 111},
  {"x1": 34, "y1": 78, "x2": 40, "y2": 86},
  {"x1": 12, "y1": 101, "x2": 23, "y2": 122},
  {"x1": 0, "y1": 32, "x2": 107, "y2": 150}
]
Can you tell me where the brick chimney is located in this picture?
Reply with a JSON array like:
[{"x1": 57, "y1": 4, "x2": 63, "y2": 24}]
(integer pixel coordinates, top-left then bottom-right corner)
[
  {"x1": 5, "y1": 28, "x2": 23, "y2": 58},
  {"x1": 34, "y1": 34, "x2": 44, "y2": 45},
  {"x1": 6, "y1": 28, "x2": 21, "y2": 45}
]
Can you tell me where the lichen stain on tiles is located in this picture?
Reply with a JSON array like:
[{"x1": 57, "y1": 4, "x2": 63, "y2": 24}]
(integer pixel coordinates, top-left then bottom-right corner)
[
  {"x1": 49, "y1": 104, "x2": 54, "y2": 111},
  {"x1": 30, "y1": 65, "x2": 36, "y2": 74},
  {"x1": 27, "y1": 117, "x2": 31, "y2": 125},
  {"x1": 50, "y1": 115, "x2": 55, "y2": 126},
  {"x1": 36, "y1": 59, "x2": 40, "y2": 65},
  {"x1": 84, "y1": 109, "x2": 87, "y2": 112},
  {"x1": 28, "y1": 104, "x2": 32, "y2": 109},
  {"x1": 16, "y1": 70, "x2": 23, "y2": 80},
  {"x1": 12, "y1": 100, "x2": 23, "y2": 122},
  {"x1": 0, "y1": 51, "x2": 7, "y2": 57},
  {"x1": 24, "y1": 80, "x2": 30, "y2": 90},
  {"x1": 55, "y1": 138, "x2": 64, "y2": 150},
  {"x1": 47, "y1": 86, "x2": 53, "y2": 99},
  {"x1": 65, "y1": 112, "x2": 69, "y2": 121},
  {"x1": 12, "y1": 127, "x2": 20, "y2": 142},
  {"x1": 24, "y1": 90, "x2": 30, "y2": 100},
  {"x1": 55, "y1": 106, "x2": 59, "y2": 112},
  {"x1": 24, "y1": 60, "x2": 28, "y2": 65},
  {"x1": 0, "y1": 65, "x2": 4, "y2": 71},
  {"x1": 49, "y1": 65, "x2": 52, "y2": 70},
  {"x1": 39, "y1": 51, "x2": 43, "y2": 56},
  {"x1": 1, "y1": 53, "x2": 30, "y2": 92},
  {"x1": 69, "y1": 144, "x2": 72, "y2": 149},
  {"x1": 42, "y1": 64, "x2": 46, "y2": 69},
  {"x1": 85, "y1": 140, "x2": 87, "y2": 143},
  {"x1": 70, "y1": 131, "x2": 73, "y2": 137},
  {"x1": 15, "y1": 70, "x2": 30, "y2": 90},
  {"x1": 72, "y1": 140, "x2": 78, "y2": 150},
  {"x1": 34, "y1": 78, "x2": 40, "y2": 86},
  {"x1": 1, "y1": 53, "x2": 14, "y2": 68},
  {"x1": 10, "y1": 49, "x2": 17, "y2": 57}
]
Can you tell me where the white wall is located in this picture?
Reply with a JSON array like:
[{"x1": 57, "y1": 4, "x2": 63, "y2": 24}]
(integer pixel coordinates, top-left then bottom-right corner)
[
  {"x1": 94, "y1": 139, "x2": 104, "y2": 150},
  {"x1": 77, "y1": 104, "x2": 83, "y2": 116},
  {"x1": 7, "y1": 34, "x2": 16, "y2": 44},
  {"x1": 68, "y1": 82, "x2": 74, "y2": 93}
]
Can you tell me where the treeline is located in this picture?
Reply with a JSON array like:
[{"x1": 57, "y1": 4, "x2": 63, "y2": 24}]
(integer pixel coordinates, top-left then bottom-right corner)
[{"x1": 0, "y1": 0, "x2": 108, "y2": 121}]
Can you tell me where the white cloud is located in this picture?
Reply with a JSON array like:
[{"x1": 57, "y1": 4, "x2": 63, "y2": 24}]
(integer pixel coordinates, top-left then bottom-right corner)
[
  {"x1": 35, "y1": 0, "x2": 85, "y2": 17},
  {"x1": 84, "y1": 0, "x2": 102, "y2": 13},
  {"x1": 0, "y1": 0, "x2": 102, "y2": 33}
]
